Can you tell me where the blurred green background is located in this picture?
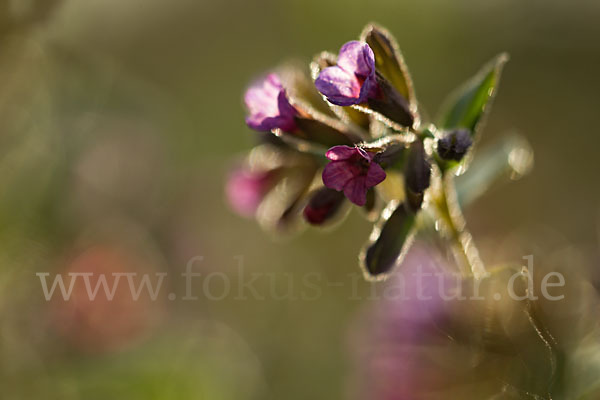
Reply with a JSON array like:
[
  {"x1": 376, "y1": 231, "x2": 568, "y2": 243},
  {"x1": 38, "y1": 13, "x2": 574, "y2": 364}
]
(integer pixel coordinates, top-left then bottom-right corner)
[{"x1": 1, "y1": 0, "x2": 599, "y2": 399}]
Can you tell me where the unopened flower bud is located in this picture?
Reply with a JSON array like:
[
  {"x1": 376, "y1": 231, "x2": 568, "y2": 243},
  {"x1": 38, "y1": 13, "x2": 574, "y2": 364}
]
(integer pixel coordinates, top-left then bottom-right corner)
[
  {"x1": 437, "y1": 129, "x2": 473, "y2": 162},
  {"x1": 303, "y1": 187, "x2": 346, "y2": 225},
  {"x1": 404, "y1": 140, "x2": 431, "y2": 194},
  {"x1": 404, "y1": 140, "x2": 431, "y2": 212}
]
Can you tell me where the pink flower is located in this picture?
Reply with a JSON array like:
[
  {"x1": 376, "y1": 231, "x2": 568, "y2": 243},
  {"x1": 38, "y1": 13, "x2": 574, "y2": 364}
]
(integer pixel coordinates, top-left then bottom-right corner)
[
  {"x1": 244, "y1": 73, "x2": 298, "y2": 132},
  {"x1": 315, "y1": 41, "x2": 377, "y2": 106},
  {"x1": 225, "y1": 166, "x2": 275, "y2": 217},
  {"x1": 322, "y1": 145, "x2": 386, "y2": 206}
]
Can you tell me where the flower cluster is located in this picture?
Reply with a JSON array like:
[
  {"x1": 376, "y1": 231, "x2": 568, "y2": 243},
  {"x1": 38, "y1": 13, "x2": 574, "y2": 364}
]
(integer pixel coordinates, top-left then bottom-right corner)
[
  {"x1": 227, "y1": 23, "x2": 525, "y2": 280},
  {"x1": 224, "y1": 23, "x2": 600, "y2": 400}
]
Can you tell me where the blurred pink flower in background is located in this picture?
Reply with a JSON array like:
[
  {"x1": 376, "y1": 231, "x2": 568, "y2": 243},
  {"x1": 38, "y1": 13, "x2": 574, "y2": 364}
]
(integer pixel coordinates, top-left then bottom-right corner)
[
  {"x1": 226, "y1": 165, "x2": 277, "y2": 217},
  {"x1": 348, "y1": 241, "x2": 600, "y2": 399},
  {"x1": 349, "y1": 246, "x2": 456, "y2": 399},
  {"x1": 49, "y1": 245, "x2": 162, "y2": 354}
]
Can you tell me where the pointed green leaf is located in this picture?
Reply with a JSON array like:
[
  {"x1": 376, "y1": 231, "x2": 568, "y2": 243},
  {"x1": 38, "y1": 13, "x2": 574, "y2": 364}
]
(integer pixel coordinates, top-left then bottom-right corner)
[
  {"x1": 455, "y1": 134, "x2": 533, "y2": 207},
  {"x1": 437, "y1": 53, "x2": 509, "y2": 137},
  {"x1": 360, "y1": 202, "x2": 416, "y2": 279}
]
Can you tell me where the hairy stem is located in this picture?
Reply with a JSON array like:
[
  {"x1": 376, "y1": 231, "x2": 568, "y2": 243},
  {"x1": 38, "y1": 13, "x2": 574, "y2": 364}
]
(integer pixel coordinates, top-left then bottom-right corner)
[{"x1": 433, "y1": 172, "x2": 488, "y2": 279}]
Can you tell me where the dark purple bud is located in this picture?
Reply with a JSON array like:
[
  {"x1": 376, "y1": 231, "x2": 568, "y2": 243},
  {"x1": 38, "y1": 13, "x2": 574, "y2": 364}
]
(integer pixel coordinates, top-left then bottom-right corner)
[
  {"x1": 437, "y1": 129, "x2": 473, "y2": 161},
  {"x1": 363, "y1": 202, "x2": 416, "y2": 277},
  {"x1": 405, "y1": 140, "x2": 431, "y2": 193},
  {"x1": 303, "y1": 187, "x2": 346, "y2": 225},
  {"x1": 404, "y1": 140, "x2": 431, "y2": 212}
]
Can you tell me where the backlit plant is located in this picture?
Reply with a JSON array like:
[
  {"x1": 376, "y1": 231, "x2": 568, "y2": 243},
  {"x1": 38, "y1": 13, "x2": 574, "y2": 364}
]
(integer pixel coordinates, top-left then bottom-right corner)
[{"x1": 227, "y1": 23, "x2": 533, "y2": 281}]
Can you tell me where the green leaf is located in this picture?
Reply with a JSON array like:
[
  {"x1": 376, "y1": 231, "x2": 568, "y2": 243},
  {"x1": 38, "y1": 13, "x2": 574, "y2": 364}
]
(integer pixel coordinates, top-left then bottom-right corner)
[
  {"x1": 437, "y1": 53, "x2": 509, "y2": 137},
  {"x1": 455, "y1": 133, "x2": 533, "y2": 207},
  {"x1": 360, "y1": 23, "x2": 417, "y2": 111},
  {"x1": 360, "y1": 202, "x2": 416, "y2": 279}
]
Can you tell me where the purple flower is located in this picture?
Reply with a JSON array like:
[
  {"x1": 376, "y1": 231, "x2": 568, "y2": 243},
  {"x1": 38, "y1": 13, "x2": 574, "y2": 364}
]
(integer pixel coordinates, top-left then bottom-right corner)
[
  {"x1": 315, "y1": 41, "x2": 378, "y2": 106},
  {"x1": 350, "y1": 246, "x2": 458, "y2": 399},
  {"x1": 322, "y1": 145, "x2": 386, "y2": 206},
  {"x1": 225, "y1": 166, "x2": 275, "y2": 217},
  {"x1": 244, "y1": 74, "x2": 298, "y2": 132}
]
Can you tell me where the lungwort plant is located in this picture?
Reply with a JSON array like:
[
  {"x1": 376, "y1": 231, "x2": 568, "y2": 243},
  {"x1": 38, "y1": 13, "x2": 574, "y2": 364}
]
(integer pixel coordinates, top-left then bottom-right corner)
[{"x1": 227, "y1": 23, "x2": 532, "y2": 281}]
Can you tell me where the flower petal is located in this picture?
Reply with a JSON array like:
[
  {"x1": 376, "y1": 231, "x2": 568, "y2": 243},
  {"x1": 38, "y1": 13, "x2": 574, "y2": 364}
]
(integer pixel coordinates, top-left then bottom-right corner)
[
  {"x1": 244, "y1": 74, "x2": 296, "y2": 132},
  {"x1": 325, "y1": 145, "x2": 357, "y2": 161},
  {"x1": 358, "y1": 74, "x2": 378, "y2": 105},
  {"x1": 343, "y1": 176, "x2": 368, "y2": 206},
  {"x1": 322, "y1": 161, "x2": 355, "y2": 191},
  {"x1": 315, "y1": 66, "x2": 362, "y2": 106},
  {"x1": 275, "y1": 91, "x2": 298, "y2": 131},
  {"x1": 244, "y1": 114, "x2": 276, "y2": 131},
  {"x1": 337, "y1": 41, "x2": 375, "y2": 78},
  {"x1": 365, "y1": 162, "x2": 387, "y2": 188},
  {"x1": 244, "y1": 74, "x2": 280, "y2": 115}
]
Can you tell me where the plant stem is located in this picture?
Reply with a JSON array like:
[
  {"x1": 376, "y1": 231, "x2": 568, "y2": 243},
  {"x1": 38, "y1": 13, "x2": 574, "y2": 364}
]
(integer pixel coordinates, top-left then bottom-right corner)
[{"x1": 433, "y1": 171, "x2": 488, "y2": 280}]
